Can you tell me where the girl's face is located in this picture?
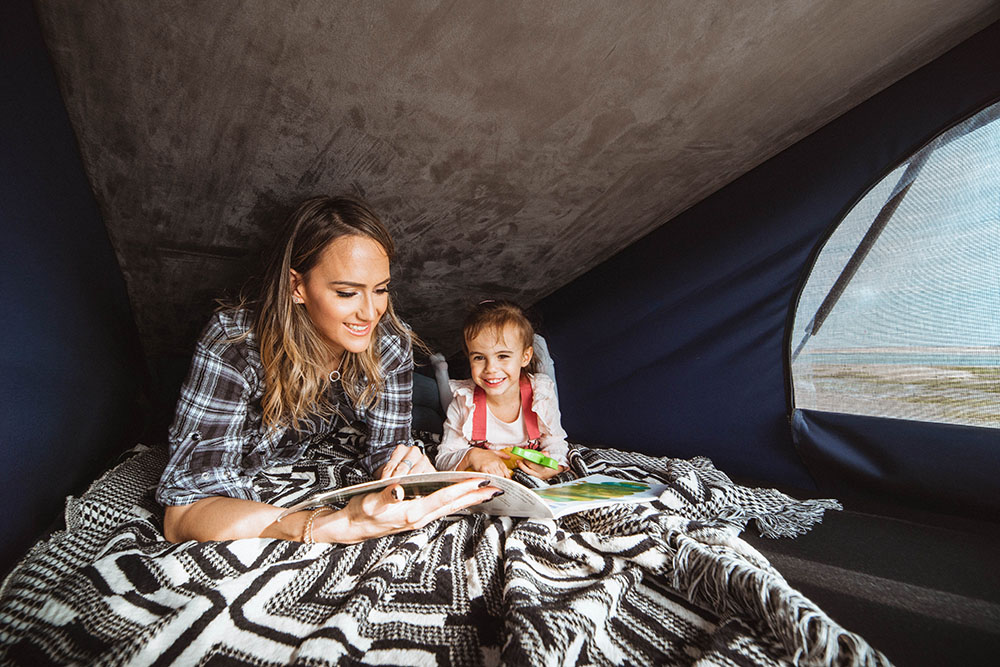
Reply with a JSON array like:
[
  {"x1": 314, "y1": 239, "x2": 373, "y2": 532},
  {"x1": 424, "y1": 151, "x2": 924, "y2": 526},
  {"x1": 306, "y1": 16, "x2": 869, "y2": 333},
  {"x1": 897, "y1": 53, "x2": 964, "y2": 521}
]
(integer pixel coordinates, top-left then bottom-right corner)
[
  {"x1": 466, "y1": 323, "x2": 533, "y2": 403},
  {"x1": 290, "y1": 235, "x2": 390, "y2": 361}
]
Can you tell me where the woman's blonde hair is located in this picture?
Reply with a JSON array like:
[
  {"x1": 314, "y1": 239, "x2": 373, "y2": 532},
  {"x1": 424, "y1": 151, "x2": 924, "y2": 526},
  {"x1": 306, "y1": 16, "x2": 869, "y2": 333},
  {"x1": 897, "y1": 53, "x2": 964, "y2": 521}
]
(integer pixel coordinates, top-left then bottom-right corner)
[
  {"x1": 250, "y1": 195, "x2": 413, "y2": 430},
  {"x1": 462, "y1": 300, "x2": 539, "y2": 374}
]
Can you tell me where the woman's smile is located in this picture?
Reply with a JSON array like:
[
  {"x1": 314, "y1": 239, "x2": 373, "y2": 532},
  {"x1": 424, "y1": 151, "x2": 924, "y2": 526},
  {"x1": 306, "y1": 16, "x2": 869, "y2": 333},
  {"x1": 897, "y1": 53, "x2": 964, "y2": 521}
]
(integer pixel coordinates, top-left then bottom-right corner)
[{"x1": 345, "y1": 322, "x2": 372, "y2": 336}]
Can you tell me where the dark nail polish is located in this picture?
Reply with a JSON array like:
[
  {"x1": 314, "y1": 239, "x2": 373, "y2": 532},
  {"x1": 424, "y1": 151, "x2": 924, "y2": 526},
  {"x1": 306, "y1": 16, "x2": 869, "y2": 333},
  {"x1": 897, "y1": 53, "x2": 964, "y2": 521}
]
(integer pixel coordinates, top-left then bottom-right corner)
[
  {"x1": 478, "y1": 480, "x2": 491, "y2": 488},
  {"x1": 491, "y1": 490, "x2": 504, "y2": 498}
]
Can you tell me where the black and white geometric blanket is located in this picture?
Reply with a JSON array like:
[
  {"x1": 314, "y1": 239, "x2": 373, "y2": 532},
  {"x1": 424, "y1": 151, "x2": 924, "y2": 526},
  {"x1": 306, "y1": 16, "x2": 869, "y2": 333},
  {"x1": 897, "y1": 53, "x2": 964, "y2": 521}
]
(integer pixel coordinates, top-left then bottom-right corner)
[{"x1": 0, "y1": 429, "x2": 890, "y2": 666}]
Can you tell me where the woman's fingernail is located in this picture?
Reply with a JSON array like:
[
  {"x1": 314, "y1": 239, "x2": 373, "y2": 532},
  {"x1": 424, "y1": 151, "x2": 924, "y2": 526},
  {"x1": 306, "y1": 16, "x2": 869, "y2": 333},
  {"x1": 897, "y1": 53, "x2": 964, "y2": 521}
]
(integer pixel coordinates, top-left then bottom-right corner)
[
  {"x1": 392, "y1": 487, "x2": 404, "y2": 501},
  {"x1": 491, "y1": 490, "x2": 504, "y2": 498},
  {"x1": 478, "y1": 480, "x2": 491, "y2": 488}
]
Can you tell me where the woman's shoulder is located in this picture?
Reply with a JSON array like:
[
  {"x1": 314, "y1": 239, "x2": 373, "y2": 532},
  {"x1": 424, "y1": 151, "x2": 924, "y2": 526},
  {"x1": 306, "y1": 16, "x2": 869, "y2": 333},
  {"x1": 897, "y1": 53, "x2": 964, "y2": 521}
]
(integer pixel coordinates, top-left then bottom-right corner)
[
  {"x1": 198, "y1": 308, "x2": 254, "y2": 349},
  {"x1": 193, "y1": 309, "x2": 261, "y2": 382}
]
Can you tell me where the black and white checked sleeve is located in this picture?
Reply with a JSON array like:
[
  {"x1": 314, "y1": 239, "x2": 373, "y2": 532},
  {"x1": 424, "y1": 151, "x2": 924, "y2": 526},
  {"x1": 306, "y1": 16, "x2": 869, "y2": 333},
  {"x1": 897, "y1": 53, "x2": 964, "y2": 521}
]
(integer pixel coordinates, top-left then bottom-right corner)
[
  {"x1": 359, "y1": 331, "x2": 415, "y2": 474},
  {"x1": 156, "y1": 329, "x2": 260, "y2": 506}
]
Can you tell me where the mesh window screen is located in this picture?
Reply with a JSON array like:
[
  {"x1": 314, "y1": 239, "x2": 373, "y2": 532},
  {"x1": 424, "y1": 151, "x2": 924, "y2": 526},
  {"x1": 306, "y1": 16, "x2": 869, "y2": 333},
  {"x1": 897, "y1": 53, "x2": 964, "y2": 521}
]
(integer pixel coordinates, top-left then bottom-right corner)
[{"x1": 790, "y1": 100, "x2": 1000, "y2": 429}]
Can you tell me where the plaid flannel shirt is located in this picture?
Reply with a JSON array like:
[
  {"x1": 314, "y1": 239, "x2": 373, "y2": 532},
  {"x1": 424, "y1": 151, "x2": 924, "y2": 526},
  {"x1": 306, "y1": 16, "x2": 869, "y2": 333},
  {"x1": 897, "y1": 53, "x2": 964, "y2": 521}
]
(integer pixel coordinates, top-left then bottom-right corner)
[{"x1": 156, "y1": 309, "x2": 414, "y2": 506}]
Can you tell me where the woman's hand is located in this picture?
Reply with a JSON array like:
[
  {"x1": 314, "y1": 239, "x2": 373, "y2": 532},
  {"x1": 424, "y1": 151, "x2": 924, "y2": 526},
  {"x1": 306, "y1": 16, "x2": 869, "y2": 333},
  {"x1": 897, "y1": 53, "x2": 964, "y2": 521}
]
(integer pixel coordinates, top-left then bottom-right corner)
[
  {"x1": 517, "y1": 453, "x2": 566, "y2": 480},
  {"x1": 462, "y1": 448, "x2": 512, "y2": 478},
  {"x1": 163, "y1": 476, "x2": 502, "y2": 545},
  {"x1": 315, "y1": 477, "x2": 501, "y2": 543},
  {"x1": 378, "y1": 443, "x2": 435, "y2": 479}
]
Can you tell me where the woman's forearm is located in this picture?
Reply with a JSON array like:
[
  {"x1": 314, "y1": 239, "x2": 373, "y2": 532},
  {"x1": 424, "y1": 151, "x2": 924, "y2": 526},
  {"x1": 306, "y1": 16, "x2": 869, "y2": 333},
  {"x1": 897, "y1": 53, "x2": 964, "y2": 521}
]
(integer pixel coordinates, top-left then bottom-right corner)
[
  {"x1": 163, "y1": 478, "x2": 503, "y2": 545},
  {"x1": 163, "y1": 496, "x2": 311, "y2": 543}
]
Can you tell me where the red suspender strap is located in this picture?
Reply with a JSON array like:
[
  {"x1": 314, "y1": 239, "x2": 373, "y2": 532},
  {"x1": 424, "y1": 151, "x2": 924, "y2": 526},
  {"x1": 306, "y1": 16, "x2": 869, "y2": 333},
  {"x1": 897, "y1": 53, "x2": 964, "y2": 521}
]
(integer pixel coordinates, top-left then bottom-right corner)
[
  {"x1": 520, "y1": 374, "x2": 541, "y2": 441},
  {"x1": 472, "y1": 385, "x2": 488, "y2": 442},
  {"x1": 470, "y1": 375, "x2": 541, "y2": 442}
]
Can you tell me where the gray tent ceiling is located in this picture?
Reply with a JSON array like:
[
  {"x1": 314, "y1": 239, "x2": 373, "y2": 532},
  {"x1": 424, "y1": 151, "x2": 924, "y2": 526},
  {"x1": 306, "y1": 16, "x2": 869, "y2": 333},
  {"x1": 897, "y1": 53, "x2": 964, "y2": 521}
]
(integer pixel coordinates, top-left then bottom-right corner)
[{"x1": 35, "y1": 0, "x2": 1000, "y2": 357}]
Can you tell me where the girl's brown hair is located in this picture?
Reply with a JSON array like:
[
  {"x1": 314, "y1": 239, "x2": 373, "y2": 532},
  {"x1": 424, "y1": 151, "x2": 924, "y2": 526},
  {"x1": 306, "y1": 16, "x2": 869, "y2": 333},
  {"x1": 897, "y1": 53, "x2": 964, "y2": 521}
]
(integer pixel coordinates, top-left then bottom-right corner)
[
  {"x1": 246, "y1": 195, "x2": 414, "y2": 430},
  {"x1": 462, "y1": 300, "x2": 539, "y2": 374}
]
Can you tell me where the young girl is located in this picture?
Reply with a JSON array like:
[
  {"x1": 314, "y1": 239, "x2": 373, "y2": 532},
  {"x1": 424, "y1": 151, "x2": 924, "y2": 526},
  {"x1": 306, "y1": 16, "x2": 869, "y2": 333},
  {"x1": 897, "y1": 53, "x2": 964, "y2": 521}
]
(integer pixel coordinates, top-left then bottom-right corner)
[{"x1": 435, "y1": 300, "x2": 569, "y2": 479}]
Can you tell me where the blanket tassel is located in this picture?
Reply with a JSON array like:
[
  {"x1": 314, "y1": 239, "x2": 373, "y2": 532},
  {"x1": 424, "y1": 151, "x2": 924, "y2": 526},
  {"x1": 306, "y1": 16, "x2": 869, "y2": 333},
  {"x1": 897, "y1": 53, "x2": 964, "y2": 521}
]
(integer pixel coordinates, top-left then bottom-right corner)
[{"x1": 670, "y1": 528, "x2": 891, "y2": 667}]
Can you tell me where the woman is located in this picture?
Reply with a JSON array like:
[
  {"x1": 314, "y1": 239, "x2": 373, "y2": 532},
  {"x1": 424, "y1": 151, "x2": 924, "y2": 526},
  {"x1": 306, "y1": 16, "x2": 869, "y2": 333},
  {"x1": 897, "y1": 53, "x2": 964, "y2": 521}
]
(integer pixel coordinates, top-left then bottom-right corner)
[{"x1": 156, "y1": 195, "x2": 500, "y2": 544}]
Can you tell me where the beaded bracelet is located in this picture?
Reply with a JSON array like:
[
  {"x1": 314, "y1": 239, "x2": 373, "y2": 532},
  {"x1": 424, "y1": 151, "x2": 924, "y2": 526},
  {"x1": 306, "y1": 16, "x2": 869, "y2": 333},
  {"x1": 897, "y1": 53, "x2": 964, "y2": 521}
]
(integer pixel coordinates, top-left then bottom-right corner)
[{"x1": 302, "y1": 507, "x2": 332, "y2": 544}]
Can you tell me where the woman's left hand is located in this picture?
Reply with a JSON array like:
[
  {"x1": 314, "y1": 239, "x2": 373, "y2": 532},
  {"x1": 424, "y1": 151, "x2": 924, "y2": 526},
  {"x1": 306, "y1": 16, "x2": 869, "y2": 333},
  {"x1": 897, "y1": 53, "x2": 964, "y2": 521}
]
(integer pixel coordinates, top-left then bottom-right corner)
[
  {"x1": 319, "y1": 477, "x2": 500, "y2": 543},
  {"x1": 379, "y1": 443, "x2": 435, "y2": 479}
]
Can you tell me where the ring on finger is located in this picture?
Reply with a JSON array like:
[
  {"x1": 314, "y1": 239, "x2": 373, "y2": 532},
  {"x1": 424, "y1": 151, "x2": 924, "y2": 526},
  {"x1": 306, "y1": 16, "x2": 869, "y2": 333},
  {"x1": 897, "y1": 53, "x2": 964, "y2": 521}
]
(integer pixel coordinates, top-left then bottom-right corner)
[{"x1": 400, "y1": 459, "x2": 414, "y2": 470}]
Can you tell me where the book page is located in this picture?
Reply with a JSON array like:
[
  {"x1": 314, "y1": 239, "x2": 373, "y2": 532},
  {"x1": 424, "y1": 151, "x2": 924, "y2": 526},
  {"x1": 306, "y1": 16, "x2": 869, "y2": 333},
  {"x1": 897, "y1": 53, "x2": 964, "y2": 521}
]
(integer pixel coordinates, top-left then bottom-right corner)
[
  {"x1": 276, "y1": 472, "x2": 551, "y2": 521},
  {"x1": 459, "y1": 478, "x2": 555, "y2": 518},
  {"x1": 276, "y1": 472, "x2": 666, "y2": 522},
  {"x1": 535, "y1": 474, "x2": 667, "y2": 518}
]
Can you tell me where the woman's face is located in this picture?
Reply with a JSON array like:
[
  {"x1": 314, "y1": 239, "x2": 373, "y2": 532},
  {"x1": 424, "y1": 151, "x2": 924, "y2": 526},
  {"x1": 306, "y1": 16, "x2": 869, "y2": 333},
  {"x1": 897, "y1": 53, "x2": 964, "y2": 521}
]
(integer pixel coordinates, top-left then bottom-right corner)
[{"x1": 291, "y1": 235, "x2": 390, "y2": 361}]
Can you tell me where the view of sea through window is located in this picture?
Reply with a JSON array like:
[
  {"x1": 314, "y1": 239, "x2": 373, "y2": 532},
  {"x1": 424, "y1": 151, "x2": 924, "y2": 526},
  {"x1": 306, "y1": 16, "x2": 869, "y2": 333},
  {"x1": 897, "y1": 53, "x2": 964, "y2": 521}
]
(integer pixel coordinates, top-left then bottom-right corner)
[{"x1": 791, "y1": 101, "x2": 1000, "y2": 428}]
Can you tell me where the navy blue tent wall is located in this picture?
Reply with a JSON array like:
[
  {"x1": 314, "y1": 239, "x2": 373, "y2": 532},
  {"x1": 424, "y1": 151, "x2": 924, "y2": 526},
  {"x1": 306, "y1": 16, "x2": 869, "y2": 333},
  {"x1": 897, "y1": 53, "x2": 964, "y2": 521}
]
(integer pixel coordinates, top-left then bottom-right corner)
[
  {"x1": 536, "y1": 21, "x2": 1000, "y2": 501},
  {"x1": 0, "y1": 1, "x2": 147, "y2": 576},
  {"x1": 3, "y1": 1, "x2": 998, "y2": 579}
]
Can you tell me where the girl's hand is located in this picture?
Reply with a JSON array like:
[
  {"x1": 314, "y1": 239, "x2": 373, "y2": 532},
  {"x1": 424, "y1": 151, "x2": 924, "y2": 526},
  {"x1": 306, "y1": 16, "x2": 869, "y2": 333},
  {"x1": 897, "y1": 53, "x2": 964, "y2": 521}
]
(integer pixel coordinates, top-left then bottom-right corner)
[
  {"x1": 379, "y1": 443, "x2": 435, "y2": 479},
  {"x1": 317, "y1": 478, "x2": 501, "y2": 543},
  {"x1": 463, "y1": 448, "x2": 512, "y2": 478},
  {"x1": 517, "y1": 454, "x2": 566, "y2": 480}
]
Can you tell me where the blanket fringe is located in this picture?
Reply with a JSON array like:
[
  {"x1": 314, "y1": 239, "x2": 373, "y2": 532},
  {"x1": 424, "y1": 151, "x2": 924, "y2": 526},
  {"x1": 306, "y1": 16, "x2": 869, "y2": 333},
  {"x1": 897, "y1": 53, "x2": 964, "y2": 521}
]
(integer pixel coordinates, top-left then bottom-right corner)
[
  {"x1": 669, "y1": 528, "x2": 890, "y2": 667},
  {"x1": 729, "y1": 496, "x2": 844, "y2": 539}
]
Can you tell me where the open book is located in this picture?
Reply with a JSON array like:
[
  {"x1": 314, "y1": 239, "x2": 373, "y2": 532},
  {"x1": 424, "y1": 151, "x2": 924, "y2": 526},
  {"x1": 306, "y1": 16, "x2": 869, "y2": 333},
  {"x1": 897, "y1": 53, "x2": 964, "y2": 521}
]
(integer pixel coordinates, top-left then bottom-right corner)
[{"x1": 277, "y1": 472, "x2": 667, "y2": 521}]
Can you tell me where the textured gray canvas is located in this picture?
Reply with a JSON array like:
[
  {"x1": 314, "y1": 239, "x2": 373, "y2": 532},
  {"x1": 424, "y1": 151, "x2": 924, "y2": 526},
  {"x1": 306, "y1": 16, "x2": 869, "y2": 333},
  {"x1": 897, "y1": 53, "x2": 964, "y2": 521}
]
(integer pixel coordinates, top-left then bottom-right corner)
[{"x1": 34, "y1": 0, "x2": 1000, "y2": 356}]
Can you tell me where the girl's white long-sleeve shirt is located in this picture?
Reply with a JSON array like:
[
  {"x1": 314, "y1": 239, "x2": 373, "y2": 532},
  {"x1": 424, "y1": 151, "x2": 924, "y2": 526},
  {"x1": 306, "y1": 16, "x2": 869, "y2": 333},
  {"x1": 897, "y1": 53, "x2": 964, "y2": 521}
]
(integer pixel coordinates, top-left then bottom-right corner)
[{"x1": 435, "y1": 373, "x2": 569, "y2": 471}]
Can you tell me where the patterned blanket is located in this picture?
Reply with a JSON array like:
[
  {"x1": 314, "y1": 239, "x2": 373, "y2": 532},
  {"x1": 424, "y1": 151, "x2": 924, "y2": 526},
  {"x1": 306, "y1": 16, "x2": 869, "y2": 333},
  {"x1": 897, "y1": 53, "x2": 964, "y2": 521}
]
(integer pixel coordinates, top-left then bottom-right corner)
[{"x1": 0, "y1": 429, "x2": 890, "y2": 666}]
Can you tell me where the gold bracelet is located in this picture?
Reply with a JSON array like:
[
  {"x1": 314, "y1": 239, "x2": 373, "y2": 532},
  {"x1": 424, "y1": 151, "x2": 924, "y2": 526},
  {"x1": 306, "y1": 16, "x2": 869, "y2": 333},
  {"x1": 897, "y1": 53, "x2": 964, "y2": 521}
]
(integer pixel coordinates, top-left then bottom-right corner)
[{"x1": 302, "y1": 507, "x2": 331, "y2": 544}]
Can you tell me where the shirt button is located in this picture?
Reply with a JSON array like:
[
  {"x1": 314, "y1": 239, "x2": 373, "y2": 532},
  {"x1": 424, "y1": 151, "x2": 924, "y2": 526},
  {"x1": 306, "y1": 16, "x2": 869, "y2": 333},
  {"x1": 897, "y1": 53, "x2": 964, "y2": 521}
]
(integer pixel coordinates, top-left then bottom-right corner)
[{"x1": 190, "y1": 431, "x2": 202, "y2": 441}]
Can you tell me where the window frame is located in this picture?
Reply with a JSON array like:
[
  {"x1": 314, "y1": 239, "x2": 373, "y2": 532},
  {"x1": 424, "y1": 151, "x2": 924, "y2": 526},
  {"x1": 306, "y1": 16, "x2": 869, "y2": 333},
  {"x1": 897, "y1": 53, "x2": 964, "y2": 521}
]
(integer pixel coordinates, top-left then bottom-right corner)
[{"x1": 784, "y1": 96, "x2": 1000, "y2": 425}]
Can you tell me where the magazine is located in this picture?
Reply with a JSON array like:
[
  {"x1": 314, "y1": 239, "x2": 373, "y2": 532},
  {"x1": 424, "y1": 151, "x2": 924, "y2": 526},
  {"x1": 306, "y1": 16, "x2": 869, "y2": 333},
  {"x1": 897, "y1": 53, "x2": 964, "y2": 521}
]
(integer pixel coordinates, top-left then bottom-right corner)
[{"x1": 276, "y1": 472, "x2": 667, "y2": 521}]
